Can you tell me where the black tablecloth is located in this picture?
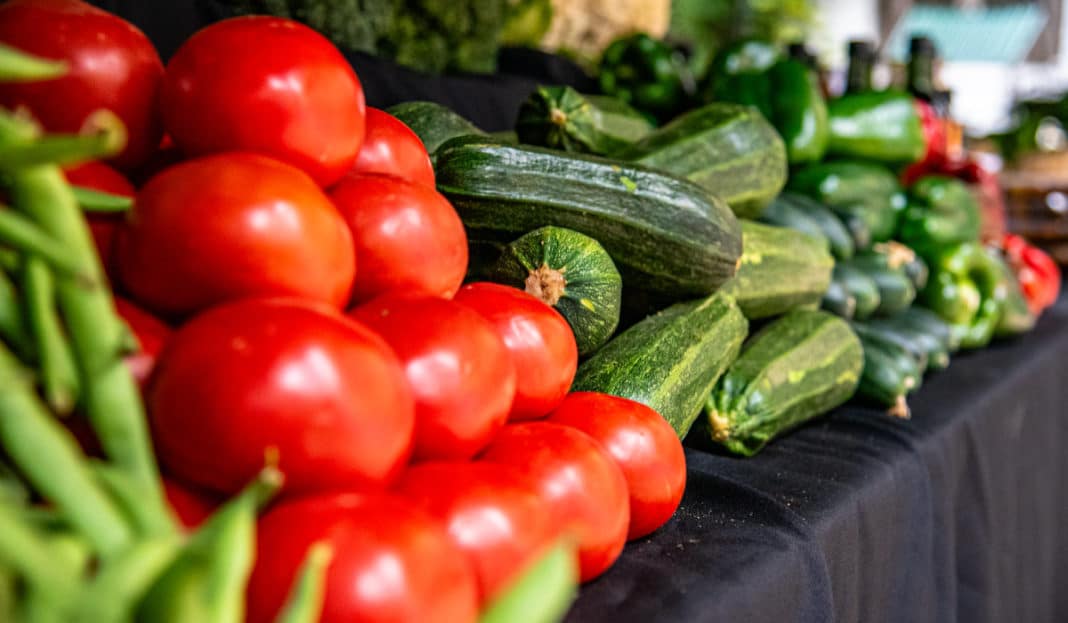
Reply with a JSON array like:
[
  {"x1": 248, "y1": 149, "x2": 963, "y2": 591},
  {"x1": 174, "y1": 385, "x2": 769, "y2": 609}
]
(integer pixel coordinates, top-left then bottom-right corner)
[{"x1": 568, "y1": 293, "x2": 1068, "y2": 623}]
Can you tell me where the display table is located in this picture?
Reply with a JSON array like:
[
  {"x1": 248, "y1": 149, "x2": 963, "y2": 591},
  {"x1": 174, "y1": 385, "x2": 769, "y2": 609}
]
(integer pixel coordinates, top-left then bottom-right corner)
[{"x1": 569, "y1": 296, "x2": 1068, "y2": 623}]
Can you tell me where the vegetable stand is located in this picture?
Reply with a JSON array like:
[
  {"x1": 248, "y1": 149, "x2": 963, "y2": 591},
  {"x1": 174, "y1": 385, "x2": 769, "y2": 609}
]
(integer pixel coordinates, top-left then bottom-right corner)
[{"x1": 566, "y1": 289, "x2": 1068, "y2": 623}]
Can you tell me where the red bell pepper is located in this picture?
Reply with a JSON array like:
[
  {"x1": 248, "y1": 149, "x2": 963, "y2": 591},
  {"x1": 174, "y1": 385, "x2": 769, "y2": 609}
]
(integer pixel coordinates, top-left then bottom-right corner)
[{"x1": 1001, "y1": 233, "x2": 1061, "y2": 314}]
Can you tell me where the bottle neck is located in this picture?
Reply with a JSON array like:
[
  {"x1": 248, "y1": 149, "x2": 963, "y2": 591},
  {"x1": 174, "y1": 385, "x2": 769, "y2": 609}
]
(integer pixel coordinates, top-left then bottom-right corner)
[
  {"x1": 846, "y1": 54, "x2": 873, "y2": 93},
  {"x1": 908, "y1": 52, "x2": 936, "y2": 101}
]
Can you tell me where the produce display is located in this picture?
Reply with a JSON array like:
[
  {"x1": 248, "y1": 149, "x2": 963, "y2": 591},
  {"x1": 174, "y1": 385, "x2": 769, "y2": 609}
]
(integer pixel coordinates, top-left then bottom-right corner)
[{"x1": 0, "y1": 3, "x2": 1062, "y2": 623}]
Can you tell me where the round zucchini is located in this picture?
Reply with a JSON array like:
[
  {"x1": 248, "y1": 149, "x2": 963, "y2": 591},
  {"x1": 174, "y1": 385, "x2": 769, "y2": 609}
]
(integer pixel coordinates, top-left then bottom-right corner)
[{"x1": 489, "y1": 226, "x2": 622, "y2": 355}]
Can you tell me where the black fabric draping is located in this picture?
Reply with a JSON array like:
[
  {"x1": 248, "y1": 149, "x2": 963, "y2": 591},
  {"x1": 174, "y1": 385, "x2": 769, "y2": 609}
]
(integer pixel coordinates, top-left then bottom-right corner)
[
  {"x1": 568, "y1": 293, "x2": 1068, "y2": 623},
  {"x1": 75, "y1": 5, "x2": 1068, "y2": 619}
]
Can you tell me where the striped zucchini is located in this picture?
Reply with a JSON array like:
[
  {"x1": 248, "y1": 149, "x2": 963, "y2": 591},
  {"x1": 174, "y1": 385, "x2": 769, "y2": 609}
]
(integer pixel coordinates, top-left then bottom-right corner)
[
  {"x1": 572, "y1": 292, "x2": 748, "y2": 438},
  {"x1": 702, "y1": 310, "x2": 863, "y2": 456},
  {"x1": 436, "y1": 137, "x2": 742, "y2": 299},
  {"x1": 616, "y1": 103, "x2": 788, "y2": 218},
  {"x1": 721, "y1": 220, "x2": 834, "y2": 319}
]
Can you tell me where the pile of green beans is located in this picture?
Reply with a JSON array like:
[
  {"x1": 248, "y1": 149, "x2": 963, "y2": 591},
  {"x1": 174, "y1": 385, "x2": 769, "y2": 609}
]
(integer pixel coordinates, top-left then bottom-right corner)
[{"x1": 0, "y1": 43, "x2": 328, "y2": 623}]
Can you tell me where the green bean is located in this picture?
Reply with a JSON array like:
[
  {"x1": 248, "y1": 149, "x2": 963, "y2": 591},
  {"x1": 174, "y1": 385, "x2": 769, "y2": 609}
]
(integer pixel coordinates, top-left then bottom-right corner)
[
  {"x1": 72, "y1": 185, "x2": 133, "y2": 213},
  {"x1": 0, "y1": 112, "x2": 170, "y2": 533},
  {"x1": 0, "y1": 43, "x2": 67, "y2": 82},
  {"x1": 0, "y1": 208, "x2": 95, "y2": 283},
  {"x1": 74, "y1": 536, "x2": 180, "y2": 623},
  {"x1": 0, "y1": 267, "x2": 32, "y2": 361},
  {"x1": 0, "y1": 564, "x2": 14, "y2": 623},
  {"x1": 90, "y1": 460, "x2": 177, "y2": 538},
  {"x1": 137, "y1": 467, "x2": 283, "y2": 623},
  {"x1": 0, "y1": 502, "x2": 75, "y2": 592},
  {"x1": 22, "y1": 259, "x2": 80, "y2": 414},
  {"x1": 0, "y1": 342, "x2": 132, "y2": 556},
  {"x1": 274, "y1": 542, "x2": 333, "y2": 623},
  {"x1": 0, "y1": 111, "x2": 125, "y2": 171}
]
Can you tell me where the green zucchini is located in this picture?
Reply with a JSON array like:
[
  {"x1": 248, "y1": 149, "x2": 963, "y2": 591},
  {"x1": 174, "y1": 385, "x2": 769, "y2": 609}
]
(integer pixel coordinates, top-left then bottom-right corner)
[
  {"x1": 616, "y1": 103, "x2": 788, "y2": 218},
  {"x1": 702, "y1": 310, "x2": 863, "y2": 456},
  {"x1": 878, "y1": 314, "x2": 950, "y2": 370},
  {"x1": 386, "y1": 101, "x2": 485, "y2": 157},
  {"x1": 835, "y1": 209, "x2": 873, "y2": 251},
  {"x1": 515, "y1": 86, "x2": 653, "y2": 155},
  {"x1": 768, "y1": 192, "x2": 854, "y2": 260},
  {"x1": 897, "y1": 306, "x2": 959, "y2": 353},
  {"x1": 572, "y1": 292, "x2": 748, "y2": 438},
  {"x1": 758, "y1": 195, "x2": 829, "y2": 250},
  {"x1": 856, "y1": 334, "x2": 920, "y2": 418},
  {"x1": 844, "y1": 253, "x2": 915, "y2": 316},
  {"x1": 821, "y1": 279, "x2": 856, "y2": 319},
  {"x1": 435, "y1": 137, "x2": 742, "y2": 299},
  {"x1": 788, "y1": 161, "x2": 903, "y2": 207},
  {"x1": 721, "y1": 220, "x2": 833, "y2": 319},
  {"x1": 832, "y1": 264, "x2": 881, "y2": 320},
  {"x1": 788, "y1": 161, "x2": 906, "y2": 244},
  {"x1": 483, "y1": 226, "x2": 622, "y2": 355},
  {"x1": 851, "y1": 319, "x2": 929, "y2": 372}
]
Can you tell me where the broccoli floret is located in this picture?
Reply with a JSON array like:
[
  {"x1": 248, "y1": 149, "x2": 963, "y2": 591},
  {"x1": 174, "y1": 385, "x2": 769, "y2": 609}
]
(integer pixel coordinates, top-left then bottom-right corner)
[{"x1": 225, "y1": 0, "x2": 508, "y2": 74}]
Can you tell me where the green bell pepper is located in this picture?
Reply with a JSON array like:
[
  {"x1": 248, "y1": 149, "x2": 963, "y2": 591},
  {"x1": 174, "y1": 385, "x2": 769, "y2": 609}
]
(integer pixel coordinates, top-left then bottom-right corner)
[
  {"x1": 827, "y1": 91, "x2": 926, "y2": 164},
  {"x1": 766, "y1": 59, "x2": 829, "y2": 164},
  {"x1": 993, "y1": 251, "x2": 1037, "y2": 338},
  {"x1": 922, "y1": 243, "x2": 1009, "y2": 349},
  {"x1": 704, "y1": 39, "x2": 783, "y2": 120},
  {"x1": 897, "y1": 175, "x2": 981, "y2": 259},
  {"x1": 706, "y1": 41, "x2": 828, "y2": 165},
  {"x1": 599, "y1": 34, "x2": 692, "y2": 121}
]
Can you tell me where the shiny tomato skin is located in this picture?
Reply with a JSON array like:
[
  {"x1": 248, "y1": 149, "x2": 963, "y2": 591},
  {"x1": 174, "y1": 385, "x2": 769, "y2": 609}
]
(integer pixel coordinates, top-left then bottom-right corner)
[
  {"x1": 114, "y1": 297, "x2": 171, "y2": 391},
  {"x1": 352, "y1": 296, "x2": 515, "y2": 460},
  {"x1": 453, "y1": 283, "x2": 577, "y2": 420},
  {"x1": 247, "y1": 492, "x2": 479, "y2": 623},
  {"x1": 64, "y1": 161, "x2": 136, "y2": 276},
  {"x1": 350, "y1": 108, "x2": 435, "y2": 187},
  {"x1": 0, "y1": 0, "x2": 164, "y2": 170},
  {"x1": 548, "y1": 392, "x2": 686, "y2": 540},
  {"x1": 116, "y1": 152, "x2": 355, "y2": 318},
  {"x1": 330, "y1": 174, "x2": 466, "y2": 303},
  {"x1": 478, "y1": 422, "x2": 628, "y2": 582},
  {"x1": 149, "y1": 298, "x2": 414, "y2": 497},
  {"x1": 161, "y1": 16, "x2": 365, "y2": 187},
  {"x1": 162, "y1": 477, "x2": 216, "y2": 530},
  {"x1": 393, "y1": 461, "x2": 560, "y2": 603}
]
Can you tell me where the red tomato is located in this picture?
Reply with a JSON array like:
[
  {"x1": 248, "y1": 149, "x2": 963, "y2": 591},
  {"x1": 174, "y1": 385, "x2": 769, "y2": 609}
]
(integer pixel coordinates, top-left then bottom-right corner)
[
  {"x1": 330, "y1": 174, "x2": 467, "y2": 303},
  {"x1": 64, "y1": 161, "x2": 135, "y2": 276},
  {"x1": 478, "y1": 422, "x2": 629, "y2": 582},
  {"x1": 350, "y1": 108, "x2": 435, "y2": 187},
  {"x1": 149, "y1": 298, "x2": 414, "y2": 496},
  {"x1": 247, "y1": 492, "x2": 479, "y2": 623},
  {"x1": 114, "y1": 297, "x2": 171, "y2": 390},
  {"x1": 548, "y1": 392, "x2": 686, "y2": 540},
  {"x1": 162, "y1": 477, "x2": 216, "y2": 530},
  {"x1": 161, "y1": 16, "x2": 365, "y2": 187},
  {"x1": 352, "y1": 296, "x2": 515, "y2": 460},
  {"x1": 453, "y1": 283, "x2": 577, "y2": 420},
  {"x1": 393, "y1": 462, "x2": 560, "y2": 603},
  {"x1": 116, "y1": 153, "x2": 355, "y2": 317},
  {"x1": 0, "y1": 0, "x2": 164, "y2": 170}
]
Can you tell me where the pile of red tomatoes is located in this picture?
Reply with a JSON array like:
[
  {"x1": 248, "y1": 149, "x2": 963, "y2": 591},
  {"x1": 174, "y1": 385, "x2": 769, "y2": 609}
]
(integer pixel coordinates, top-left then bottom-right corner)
[{"x1": 0, "y1": 1, "x2": 687, "y2": 620}]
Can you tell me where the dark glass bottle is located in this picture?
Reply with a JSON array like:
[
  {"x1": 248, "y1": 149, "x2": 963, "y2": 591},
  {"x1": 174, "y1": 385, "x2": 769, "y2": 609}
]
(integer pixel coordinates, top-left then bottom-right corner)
[
  {"x1": 845, "y1": 40, "x2": 875, "y2": 94},
  {"x1": 907, "y1": 36, "x2": 937, "y2": 103}
]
